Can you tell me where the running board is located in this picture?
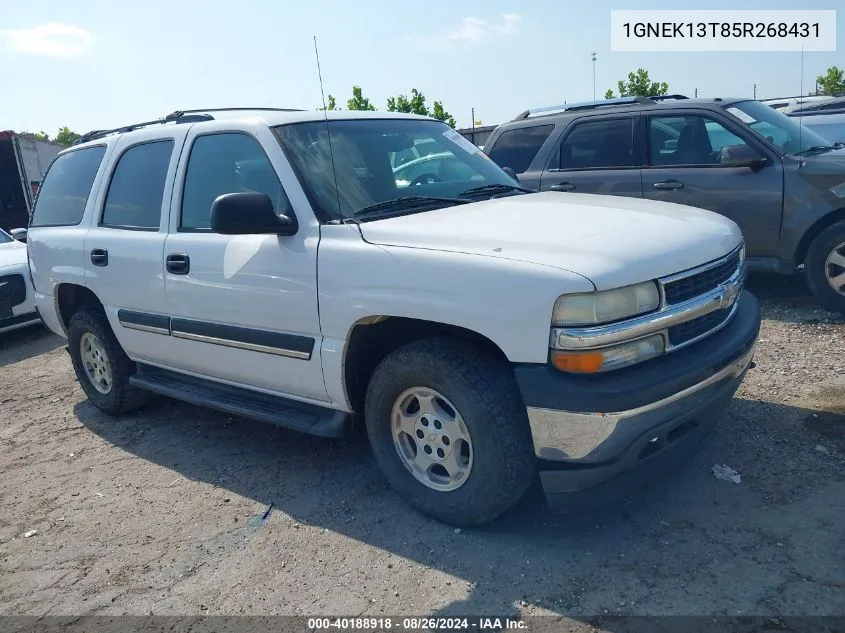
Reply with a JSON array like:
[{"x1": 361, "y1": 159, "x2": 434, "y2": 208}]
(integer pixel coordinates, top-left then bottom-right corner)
[{"x1": 130, "y1": 365, "x2": 350, "y2": 438}]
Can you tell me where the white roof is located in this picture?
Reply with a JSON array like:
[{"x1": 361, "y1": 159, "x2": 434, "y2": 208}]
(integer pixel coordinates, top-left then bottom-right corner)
[{"x1": 66, "y1": 109, "x2": 437, "y2": 151}]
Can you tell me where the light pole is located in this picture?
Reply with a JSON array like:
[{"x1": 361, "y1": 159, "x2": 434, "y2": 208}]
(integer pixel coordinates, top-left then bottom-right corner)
[{"x1": 591, "y1": 51, "x2": 597, "y2": 99}]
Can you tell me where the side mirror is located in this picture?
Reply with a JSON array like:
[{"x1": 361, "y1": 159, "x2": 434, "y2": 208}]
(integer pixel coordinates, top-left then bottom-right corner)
[
  {"x1": 719, "y1": 144, "x2": 766, "y2": 168},
  {"x1": 502, "y1": 166, "x2": 520, "y2": 182},
  {"x1": 10, "y1": 228, "x2": 27, "y2": 242},
  {"x1": 210, "y1": 192, "x2": 297, "y2": 236}
]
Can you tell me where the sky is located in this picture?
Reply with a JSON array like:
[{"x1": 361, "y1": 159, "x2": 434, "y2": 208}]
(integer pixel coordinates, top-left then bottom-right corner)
[{"x1": 0, "y1": 0, "x2": 843, "y2": 136}]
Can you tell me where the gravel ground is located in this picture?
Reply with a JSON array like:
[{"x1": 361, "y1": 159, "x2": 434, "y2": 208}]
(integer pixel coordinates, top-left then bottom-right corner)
[{"x1": 0, "y1": 274, "x2": 843, "y2": 626}]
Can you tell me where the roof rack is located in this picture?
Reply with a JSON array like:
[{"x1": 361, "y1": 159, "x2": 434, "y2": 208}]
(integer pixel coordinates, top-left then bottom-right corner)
[
  {"x1": 73, "y1": 107, "x2": 305, "y2": 145},
  {"x1": 513, "y1": 94, "x2": 690, "y2": 120}
]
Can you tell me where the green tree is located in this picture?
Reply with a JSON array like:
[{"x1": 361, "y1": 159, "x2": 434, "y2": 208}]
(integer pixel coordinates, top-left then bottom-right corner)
[
  {"x1": 431, "y1": 101, "x2": 456, "y2": 128},
  {"x1": 387, "y1": 88, "x2": 456, "y2": 128},
  {"x1": 814, "y1": 66, "x2": 845, "y2": 95},
  {"x1": 346, "y1": 85, "x2": 376, "y2": 111},
  {"x1": 324, "y1": 94, "x2": 338, "y2": 110},
  {"x1": 54, "y1": 126, "x2": 81, "y2": 148},
  {"x1": 605, "y1": 68, "x2": 669, "y2": 99}
]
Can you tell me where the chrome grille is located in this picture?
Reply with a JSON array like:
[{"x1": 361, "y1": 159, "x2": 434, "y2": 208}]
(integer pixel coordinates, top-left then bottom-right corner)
[
  {"x1": 667, "y1": 306, "x2": 734, "y2": 346},
  {"x1": 0, "y1": 274, "x2": 26, "y2": 307},
  {"x1": 664, "y1": 250, "x2": 741, "y2": 305}
]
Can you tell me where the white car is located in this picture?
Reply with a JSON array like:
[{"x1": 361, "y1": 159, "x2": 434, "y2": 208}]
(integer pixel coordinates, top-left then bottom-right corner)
[
  {"x1": 761, "y1": 95, "x2": 834, "y2": 111},
  {"x1": 0, "y1": 227, "x2": 40, "y2": 334},
  {"x1": 27, "y1": 108, "x2": 759, "y2": 526}
]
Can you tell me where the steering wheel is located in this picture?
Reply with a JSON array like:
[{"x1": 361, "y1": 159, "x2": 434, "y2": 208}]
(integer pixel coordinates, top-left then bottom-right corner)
[{"x1": 409, "y1": 173, "x2": 441, "y2": 186}]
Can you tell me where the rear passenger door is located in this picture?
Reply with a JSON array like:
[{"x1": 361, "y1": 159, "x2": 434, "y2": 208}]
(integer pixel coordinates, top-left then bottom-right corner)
[
  {"x1": 485, "y1": 124, "x2": 556, "y2": 189},
  {"x1": 539, "y1": 116, "x2": 643, "y2": 198},
  {"x1": 162, "y1": 124, "x2": 328, "y2": 403},
  {"x1": 83, "y1": 128, "x2": 188, "y2": 366}
]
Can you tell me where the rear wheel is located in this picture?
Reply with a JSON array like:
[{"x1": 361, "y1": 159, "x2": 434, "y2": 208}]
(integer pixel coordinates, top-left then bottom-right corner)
[
  {"x1": 805, "y1": 220, "x2": 845, "y2": 315},
  {"x1": 364, "y1": 337, "x2": 536, "y2": 527},
  {"x1": 67, "y1": 307, "x2": 151, "y2": 415}
]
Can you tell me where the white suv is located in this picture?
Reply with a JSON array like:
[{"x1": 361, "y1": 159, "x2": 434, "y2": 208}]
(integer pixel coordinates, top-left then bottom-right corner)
[{"x1": 27, "y1": 108, "x2": 760, "y2": 526}]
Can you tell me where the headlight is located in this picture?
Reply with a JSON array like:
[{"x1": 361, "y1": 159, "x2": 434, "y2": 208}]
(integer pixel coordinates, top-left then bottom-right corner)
[
  {"x1": 831, "y1": 182, "x2": 845, "y2": 198},
  {"x1": 552, "y1": 281, "x2": 660, "y2": 326},
  {"x1": 550, "y1": 334, "x2": 665, "y2": 373}
]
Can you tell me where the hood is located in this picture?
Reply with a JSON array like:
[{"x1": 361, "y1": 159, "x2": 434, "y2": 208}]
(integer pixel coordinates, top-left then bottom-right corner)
[
  {"x1": 786, "y1": 148, "x2": 845, "y2": 198},
  {"x1": 357, "y1": 191, "x2": 742, "y2": 290},
  {"x1": 0, "y1": 240, "x2": 28, "y2": 270}
]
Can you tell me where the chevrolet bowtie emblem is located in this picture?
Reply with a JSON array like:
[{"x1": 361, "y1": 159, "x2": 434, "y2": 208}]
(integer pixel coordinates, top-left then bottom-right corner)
[{"x1": 719, "y1": 281, "x2": 740, "y2": 309}]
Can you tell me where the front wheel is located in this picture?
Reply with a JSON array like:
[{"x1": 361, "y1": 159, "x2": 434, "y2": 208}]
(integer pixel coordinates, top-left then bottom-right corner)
[
  {"x1": 364, "y1": 337, "x2": 536, "y2": 527},
  {"x1": 805, "y1": 220, "x2": 845, "y2": 314}
]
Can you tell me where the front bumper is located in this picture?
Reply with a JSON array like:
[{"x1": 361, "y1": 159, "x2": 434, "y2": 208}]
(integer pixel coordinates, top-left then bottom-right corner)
[
  {"x1": 0, "y1": 269, "x2": 41, "y2": 334},
  {"x1": 513, "y1": 290, "x2": 760, "y2": 503},
  {"x1": 0, "y1": 311, "x2": 41, "y2": 334}
]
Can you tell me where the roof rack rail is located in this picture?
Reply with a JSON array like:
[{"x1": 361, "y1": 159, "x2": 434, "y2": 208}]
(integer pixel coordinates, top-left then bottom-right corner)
[
  {"x1": 650, "y1": 94, "x2": 690, "y2": 101},
  {"x1": 512, "y1": 94, "x2": 690, "y2": 120},
  {"x1": 73, "y1": 107, "x2": 305, "y2": 145}
]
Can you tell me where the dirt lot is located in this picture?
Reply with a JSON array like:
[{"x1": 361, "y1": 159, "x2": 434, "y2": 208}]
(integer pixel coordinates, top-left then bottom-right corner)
[{"x1": 0, "y1": 274, "x2": 843, "y2": 625}]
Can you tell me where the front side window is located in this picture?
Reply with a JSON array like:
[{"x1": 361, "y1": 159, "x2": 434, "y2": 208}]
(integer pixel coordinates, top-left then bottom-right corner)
[
  {"x1": 722, "y1": 99, "x2": 830, "y2": 154},
  {"x1": 558, "y1": 118, "x2": 634, "y2": 169},
  {"x1": 0, "y1": 229, "x2": 12, "y2": 244},
  {"x1": 30, "y1": 146, "x2": 107, "y2": 227},
  {"x1": 101, "y1": 140, "x2": 174, "y2": 229},
  {"x1": 181, "y1": 133, "x2": 289, "y2": 230},
  {"x1": 275, "y1": 119, "x2": 517, "y2": 221},
  {"x1": 486, "y1": 125, "x2": 554, "y2": 174},
  {"x1": 649, "y1": 116, "x2": 753, "y2": 166}
]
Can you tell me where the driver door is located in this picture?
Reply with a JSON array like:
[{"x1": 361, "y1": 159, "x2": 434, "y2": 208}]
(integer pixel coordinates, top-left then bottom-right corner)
[{"x1": 641, "y1": 112, "x2": 784, "y2": 257}]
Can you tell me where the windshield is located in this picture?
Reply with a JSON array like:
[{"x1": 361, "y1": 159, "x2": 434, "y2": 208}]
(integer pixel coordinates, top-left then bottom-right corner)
[
  {"x1": 723, "y1": 100, "x2": 831, "y2": 155},
  {"x1": 0, "y1": 229, "x2": 12, "y2": 244},
  {"x1": 274, "y1": 118, "x2": 518, "y2": 220}
]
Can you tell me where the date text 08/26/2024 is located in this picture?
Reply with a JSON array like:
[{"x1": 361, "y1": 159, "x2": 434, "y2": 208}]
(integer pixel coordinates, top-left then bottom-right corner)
[{"x1": 307, "y1": 617, "x2": 527, "y2": 631}]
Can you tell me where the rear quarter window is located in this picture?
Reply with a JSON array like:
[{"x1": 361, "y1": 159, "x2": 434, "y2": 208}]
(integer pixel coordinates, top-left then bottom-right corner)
[
  {"x1": 486, "y1": 125, "x2": 555, "y2": 174},
  {"x1": 30, "y1": 146, "x2": 107, "y2": 227}
]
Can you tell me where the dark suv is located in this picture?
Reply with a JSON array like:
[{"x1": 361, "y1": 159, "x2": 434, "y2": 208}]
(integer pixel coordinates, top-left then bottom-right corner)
[{"x1": 484, "y1": 95, "x2": 845, "y2": 314}]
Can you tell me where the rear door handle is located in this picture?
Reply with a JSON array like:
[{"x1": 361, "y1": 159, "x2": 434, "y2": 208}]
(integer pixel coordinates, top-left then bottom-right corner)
[
  {"x1": 166, "y1": 254, "x2": 190, "y2": 275},
  {"x1": 90, "y1": 249, "x2": 108, "y2": 267},
  {"x1": 550, "y1": 182, "x2": 575, "y2": 192},
  {"x1": 652, "y1": 179, "x2": 684, "y2": 190}
]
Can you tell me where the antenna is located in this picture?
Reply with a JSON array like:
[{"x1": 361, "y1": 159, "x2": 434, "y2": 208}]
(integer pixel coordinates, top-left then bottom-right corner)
[
  {"x1": 313, "y1": 35, "x2": 343, "y2": 219},
  {"x1": 799, "y1": 45, "x2": 804, "y2": 150}
]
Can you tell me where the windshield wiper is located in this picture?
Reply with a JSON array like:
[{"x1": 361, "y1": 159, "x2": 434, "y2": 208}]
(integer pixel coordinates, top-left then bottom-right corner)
[
  {"x1": 459, "y1": 183, "x2": 535, "y2": 196},
  {"x1": 793, "y1": 145, "x2": 837, "y2": 156},
  {"x1": 351, "y1": 196, "x2": 470, "y2": 219}
]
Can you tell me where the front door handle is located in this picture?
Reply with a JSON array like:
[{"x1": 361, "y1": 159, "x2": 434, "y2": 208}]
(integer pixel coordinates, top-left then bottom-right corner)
[
  {"x1": 90, "y1": 249, "x2": 108, "y2": 267},
  {"x1": 550, "y1": 182, "x2": 575, "y2": 192},
  {"x1": 166, "y1": 254, "x2": 190, "y2": 275},
  {"x1": 652, "y1": 179, "x2": 684, "y2": 191}
]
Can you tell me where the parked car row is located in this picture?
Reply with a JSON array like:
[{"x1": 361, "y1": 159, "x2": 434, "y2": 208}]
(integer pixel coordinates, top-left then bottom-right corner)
[
  {"x1": 482, "y1": 95, "x2": 845, "y2": 315},
  {"x1": 22, "y1": 106, "x2": 760, "y2": 526}
]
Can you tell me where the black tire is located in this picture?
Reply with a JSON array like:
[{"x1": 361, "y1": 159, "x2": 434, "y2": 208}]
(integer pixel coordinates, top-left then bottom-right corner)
[
  {"x1": 805, "y1": 220, "x2": 845, "y2": 314},
  {"x1": 67, "y1": 306, "x2": 151, "y2": 415},
  {"x1": 364, "y1": 337, "x2": 536, "y2": 527}
]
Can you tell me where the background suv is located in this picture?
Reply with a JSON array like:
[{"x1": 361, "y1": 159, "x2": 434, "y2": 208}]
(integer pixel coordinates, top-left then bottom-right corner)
[{"x1": 484, "y1": 95, "x2": 845, "y2": 314}]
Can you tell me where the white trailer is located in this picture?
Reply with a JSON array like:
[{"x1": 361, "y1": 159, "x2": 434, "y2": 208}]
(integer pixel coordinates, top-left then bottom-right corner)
[{"x1": 0, "y1": 131, "x2": 63, "y2": 231}]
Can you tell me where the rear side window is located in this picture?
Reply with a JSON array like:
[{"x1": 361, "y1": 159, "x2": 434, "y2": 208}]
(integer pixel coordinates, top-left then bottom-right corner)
[
  {"x1": 101, "y1": 140, "x2": 174, "y2": 229},
  {"x1": 559, "y1": 118, "x2": 634, "y2": 169},
  {"x1": 30, "y1": 146, "x2": 107, "y2": 227},
  {"x1": 486, "y1": 125, "x2": 554, "y2": 174},
  {"x1": 181, "y1": 133, "x2": 288, "y2": 230}
]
